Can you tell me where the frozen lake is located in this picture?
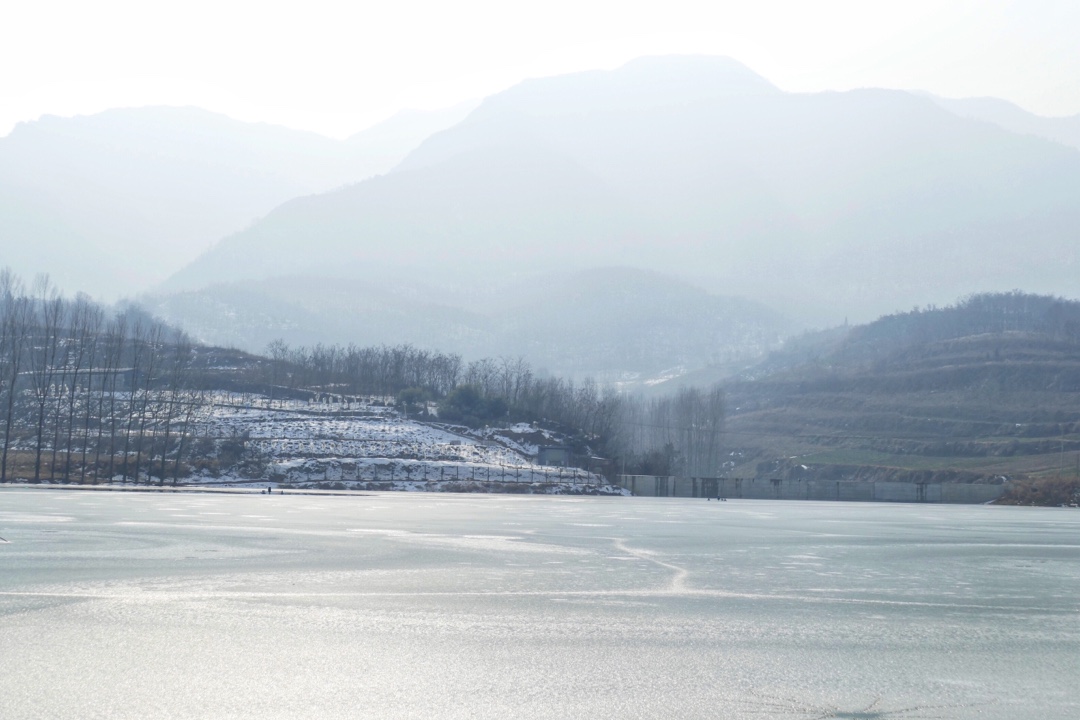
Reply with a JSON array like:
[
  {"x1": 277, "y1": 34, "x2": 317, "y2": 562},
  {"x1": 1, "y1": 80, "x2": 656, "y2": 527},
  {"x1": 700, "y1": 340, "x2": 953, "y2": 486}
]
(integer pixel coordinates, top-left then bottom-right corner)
[{"x1": 2, "y1": 489, "x2": 1078, "y2": 719}]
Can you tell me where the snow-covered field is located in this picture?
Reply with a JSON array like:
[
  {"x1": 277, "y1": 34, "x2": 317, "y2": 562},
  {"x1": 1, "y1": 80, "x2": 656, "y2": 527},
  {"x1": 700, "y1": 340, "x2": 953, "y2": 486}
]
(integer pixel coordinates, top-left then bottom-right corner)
[{"x1": 196, "y1": 397, "x2": 622, "y2": 494}]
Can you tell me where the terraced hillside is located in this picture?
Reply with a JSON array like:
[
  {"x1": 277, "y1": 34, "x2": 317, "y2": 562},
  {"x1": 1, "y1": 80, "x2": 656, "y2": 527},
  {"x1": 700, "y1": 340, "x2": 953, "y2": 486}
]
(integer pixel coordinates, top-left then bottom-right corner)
[
  {"x1": 722, "y1": 293, "x2": 1080, "y2": 487},
  {"x1": 193, "y1": 394, "x2": 616, "y2": 493}
]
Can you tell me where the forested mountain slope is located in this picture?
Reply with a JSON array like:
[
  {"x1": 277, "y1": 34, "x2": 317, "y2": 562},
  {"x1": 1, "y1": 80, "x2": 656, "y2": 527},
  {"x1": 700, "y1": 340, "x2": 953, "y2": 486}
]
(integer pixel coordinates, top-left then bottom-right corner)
[{"x1": 723, "y1": 293, "x2": 1080, "y2": 484}]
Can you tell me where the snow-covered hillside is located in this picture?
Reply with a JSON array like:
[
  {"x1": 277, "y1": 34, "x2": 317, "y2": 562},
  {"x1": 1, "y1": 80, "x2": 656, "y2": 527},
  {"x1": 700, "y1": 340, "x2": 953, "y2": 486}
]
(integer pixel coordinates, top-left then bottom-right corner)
[{"x1": 196, "y1": 395, "x2": 624, "y2": 494}]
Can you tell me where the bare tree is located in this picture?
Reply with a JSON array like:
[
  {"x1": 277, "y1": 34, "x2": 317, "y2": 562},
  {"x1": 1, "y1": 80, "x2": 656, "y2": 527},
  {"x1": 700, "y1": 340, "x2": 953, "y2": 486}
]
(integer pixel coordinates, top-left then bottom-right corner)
[
  {"x1": 49, "y1": 299, "x2": 78, "y2": 480},
  {"x1": 0, "y1": 270, "x2": 30, "y2": 481},
  {"x1": 102, "y1": 315, "x2": 128, "y2": 481},
  {"x1": 120, "y1": 316, "x2": 146, "y2": 480},
  {"x1": 28, "y1": 277, "x2": 65, "y2": 482},
  {"x1": 157, "y1": 332, "x2": 193, "y2": 482},
  {"x1": 77, "y1": 304, "x2": 104, "y2": 482},
  {"x1": 131, "y1": 322, "x2": 163, "y2": 482}
]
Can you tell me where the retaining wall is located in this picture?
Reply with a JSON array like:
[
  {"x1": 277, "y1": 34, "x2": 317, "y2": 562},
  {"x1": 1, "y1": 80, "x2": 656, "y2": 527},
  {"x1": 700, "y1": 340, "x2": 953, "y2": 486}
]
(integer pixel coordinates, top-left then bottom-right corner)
[{"x1": 615, "y1": 475, "x2": 1006, "y2": 504}]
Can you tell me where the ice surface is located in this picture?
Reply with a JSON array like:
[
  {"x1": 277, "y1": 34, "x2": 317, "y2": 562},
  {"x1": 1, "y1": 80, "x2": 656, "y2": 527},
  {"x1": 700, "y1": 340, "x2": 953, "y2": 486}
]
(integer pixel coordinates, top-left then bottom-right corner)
[{"x1": 1, "y1": 491, "x2": 1078, "y2": 719}]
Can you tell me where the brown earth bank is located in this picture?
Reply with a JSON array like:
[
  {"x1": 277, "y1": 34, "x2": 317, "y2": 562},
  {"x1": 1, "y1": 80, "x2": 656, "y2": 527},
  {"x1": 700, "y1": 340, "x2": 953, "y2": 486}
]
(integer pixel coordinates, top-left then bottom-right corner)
[
  {"x1": 0, "y1": 478, "x2": 629, "y2": 496},
  {"x1": 996, "y1": 476, "x2": 1080, "y2": 507},
  {"x1": 280, "y1": 480, "x2": 627, "y2": 495},
  {"x1": 753, "y1": 459, "x2": 1007, "y2": 485}
]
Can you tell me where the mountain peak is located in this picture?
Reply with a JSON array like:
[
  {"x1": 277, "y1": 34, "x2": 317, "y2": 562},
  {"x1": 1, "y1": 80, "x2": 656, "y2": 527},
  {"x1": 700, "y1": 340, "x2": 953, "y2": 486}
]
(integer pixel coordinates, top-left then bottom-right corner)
[
  {"x1": 471, "y1": 54, "x2": 778, "y2": 122},
  {"x1": 615, "y1": 54, "x2": 779, "y2": 93}
]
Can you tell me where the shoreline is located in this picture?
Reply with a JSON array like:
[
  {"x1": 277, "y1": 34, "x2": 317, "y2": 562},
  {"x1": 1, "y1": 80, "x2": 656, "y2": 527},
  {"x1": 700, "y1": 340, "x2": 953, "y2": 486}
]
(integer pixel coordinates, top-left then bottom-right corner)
[{"x1": 0, "y1": 479, "x2": 629, "y2": 497}]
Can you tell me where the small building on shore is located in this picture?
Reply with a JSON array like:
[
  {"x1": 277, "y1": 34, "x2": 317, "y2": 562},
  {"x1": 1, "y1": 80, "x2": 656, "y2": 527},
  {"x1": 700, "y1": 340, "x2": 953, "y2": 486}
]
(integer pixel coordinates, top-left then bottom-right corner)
[{"x1": 537, "y1": 445, "x2": 571, "y2": 467}]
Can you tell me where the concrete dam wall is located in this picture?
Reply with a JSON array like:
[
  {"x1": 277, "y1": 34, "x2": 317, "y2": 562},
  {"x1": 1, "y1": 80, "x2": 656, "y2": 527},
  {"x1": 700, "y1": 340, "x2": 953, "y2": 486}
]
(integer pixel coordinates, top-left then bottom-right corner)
[{"x1": 615, "y1": 475, "x2": 1006, "y2": 504}]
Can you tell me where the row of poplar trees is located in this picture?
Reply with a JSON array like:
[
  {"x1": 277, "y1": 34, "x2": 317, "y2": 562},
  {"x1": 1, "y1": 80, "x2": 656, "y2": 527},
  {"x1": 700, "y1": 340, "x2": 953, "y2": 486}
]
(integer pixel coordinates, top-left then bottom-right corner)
[{"x1": 0, "y1": 271, "x2": 202, "y2": 483}]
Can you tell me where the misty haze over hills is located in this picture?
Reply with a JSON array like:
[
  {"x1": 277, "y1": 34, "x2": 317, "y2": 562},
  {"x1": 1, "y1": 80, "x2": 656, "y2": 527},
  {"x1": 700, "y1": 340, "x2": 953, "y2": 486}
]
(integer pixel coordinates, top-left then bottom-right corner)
[
  {"x1": 0, "y1": 104, "x2": 472, "y2": 298},
  {"x1": 159, "y1": 56, "x2": 1080, "y2": 335},
  {"x1": 928, "y1": 95, "x2": 1080, "y2": 151},
  {"x1": 3, "y1": 55, "x2": 1079, "y2": 382},
  {"x1": 148, "y1": 266, "x2": 791, "y2": 380},
  {"x1": 346, "y1": 102, "x2": 479, "y2": 156}
]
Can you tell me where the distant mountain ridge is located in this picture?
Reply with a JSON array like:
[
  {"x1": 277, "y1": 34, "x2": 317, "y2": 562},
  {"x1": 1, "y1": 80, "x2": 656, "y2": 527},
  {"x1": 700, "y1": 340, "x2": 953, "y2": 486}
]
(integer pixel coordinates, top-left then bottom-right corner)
[
  {"x1": 7, "y1": 55, "x2": 1080, "y2": 385},
  {"x1": 928, "y1": 95, "x2": 1080, "y2": 151},
  {"x1": 395, "y1": 55, "x2": 779, "y2": 175},
  {"x1": 163, "y1": 56, "x2": 1080, "y2": 326},
  {"x1": 0, "y1": 105, "x2": 468, "y2": 298},
  {"x1": 144, "y1": 266, "x2": 792, "y2": 380},
  {"x1": 742, "y1": 291, "x2": 1080, "y2": 380},
  {"x1": 347, "y1": 102, "x2": 479, "y2": 156}
]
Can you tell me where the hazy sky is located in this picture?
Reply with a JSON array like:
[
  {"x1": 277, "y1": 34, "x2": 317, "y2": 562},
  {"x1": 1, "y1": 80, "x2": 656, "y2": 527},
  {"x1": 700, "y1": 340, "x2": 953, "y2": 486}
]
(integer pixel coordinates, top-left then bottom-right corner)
[{"x1": 2, "y1": 0, "x2": 1078, "y2": 138}]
